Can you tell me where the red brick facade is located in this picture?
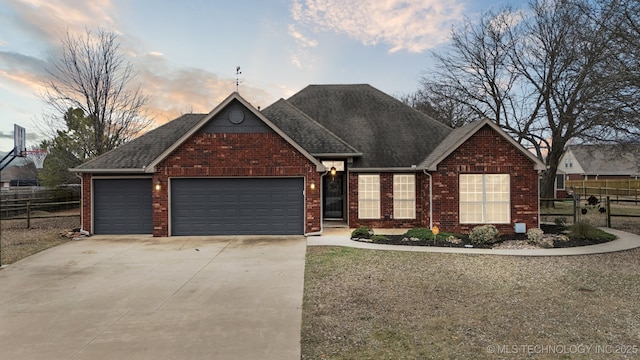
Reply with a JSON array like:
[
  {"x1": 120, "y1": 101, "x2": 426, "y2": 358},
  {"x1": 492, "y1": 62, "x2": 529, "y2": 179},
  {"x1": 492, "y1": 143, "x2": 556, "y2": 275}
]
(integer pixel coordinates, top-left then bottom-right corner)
[
  {"x1": 151, "y1": 132, "x2": 321, "y2": 237},
  {"x1": 431, "y1": 125, "x2": 539, "y2": 234},
  {"x1": 81, "y1": 173, "x2": 92, "y2": 232},
  {"x1": 347, "y1": 125, "x2": 540, "y2": 235},
  {"x1": 347, "y1": 172, "x2": 428, "y2": 229},
  {"x1": 81, "y1": 122, "x2": 539, "y2": 236}
]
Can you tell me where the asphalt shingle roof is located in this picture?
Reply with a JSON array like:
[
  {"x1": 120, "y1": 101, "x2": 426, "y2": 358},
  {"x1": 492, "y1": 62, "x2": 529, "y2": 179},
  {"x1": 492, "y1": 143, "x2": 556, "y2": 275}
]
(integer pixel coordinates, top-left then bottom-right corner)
[
  {"x1": 286, "y1": 84, "x2": 452, "y2": 168},
  {"x1": 73, "y1": 114, "x2": 205, "y2": 171},
  {"x1": 261, "y1": 99, "x2": 361, "y2": 156},
  {"x1": 73, "y1": 85, "x2": 461, "y2": 172},
  {"x1": 569, "y1": 144, "x2": 640, "y2": 176}
]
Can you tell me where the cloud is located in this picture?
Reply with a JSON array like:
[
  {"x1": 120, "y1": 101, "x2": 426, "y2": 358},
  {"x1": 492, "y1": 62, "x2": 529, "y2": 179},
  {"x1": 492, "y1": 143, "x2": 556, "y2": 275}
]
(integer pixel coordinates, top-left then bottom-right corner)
[
  {"x1": 2, "y1": 0, "x2": 279, "y2": 132},
  {"x1": 0, "y1": 131, "x2": 14, "y2": 140},
  {"x1": 291, "y1": 0, "x2": 466, "y2": 53},
  {"x1": 134, "y1": 54, "x2": 275, "y2": 124},
  {"x1": 0, "y1": 51, "x2": 49, "y2": 94},
  {"x1": 5, "y1": 0, "x2": 116, "y2": 45},
  {"x1": 288, "y1": 24, "x2": 318, "y2": 48}
]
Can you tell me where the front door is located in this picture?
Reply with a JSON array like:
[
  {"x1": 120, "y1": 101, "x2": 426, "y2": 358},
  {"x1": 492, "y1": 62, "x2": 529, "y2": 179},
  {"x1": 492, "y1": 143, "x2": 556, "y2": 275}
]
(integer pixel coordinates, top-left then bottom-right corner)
[{"x1": 323, "y1": 174, "x2": 344, "y2": 219}]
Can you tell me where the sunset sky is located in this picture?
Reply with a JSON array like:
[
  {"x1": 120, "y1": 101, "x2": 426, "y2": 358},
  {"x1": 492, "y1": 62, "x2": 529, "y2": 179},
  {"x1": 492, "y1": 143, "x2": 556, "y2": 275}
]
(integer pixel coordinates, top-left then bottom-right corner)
[{"x1": 0, "y1": 0, "x2": 527, "y2": 151}]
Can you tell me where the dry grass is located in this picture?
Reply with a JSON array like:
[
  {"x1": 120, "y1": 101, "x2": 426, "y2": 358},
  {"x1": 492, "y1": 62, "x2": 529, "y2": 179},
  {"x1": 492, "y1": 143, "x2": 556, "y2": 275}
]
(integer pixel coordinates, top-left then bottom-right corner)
[
  {"x1": 302, "y1": 247, "x2": 640, "y2": 359},
  {"x1": 1, "y1": 213, "x2": 80, "y2": 265}
]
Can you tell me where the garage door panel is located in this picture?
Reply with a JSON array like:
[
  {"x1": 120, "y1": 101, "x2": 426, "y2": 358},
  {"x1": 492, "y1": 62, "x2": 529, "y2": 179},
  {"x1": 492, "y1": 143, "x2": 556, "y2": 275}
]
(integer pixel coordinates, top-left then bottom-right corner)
[
  {"x1": 171, "y1": 178, "x2": 304, "y2": 235},
  {"x1": 94, "y1": 179, "x2": 152, "y2": 234}
]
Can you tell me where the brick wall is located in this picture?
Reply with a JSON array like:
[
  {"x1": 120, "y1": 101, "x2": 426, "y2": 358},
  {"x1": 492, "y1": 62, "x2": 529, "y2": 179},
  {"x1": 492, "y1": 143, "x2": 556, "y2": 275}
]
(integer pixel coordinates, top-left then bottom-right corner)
[
  {"x1": 152, "y1": 132, "x2": 321, "y2": 237},
  {"x1": 431, "y1": 125, "x2": 539, "y2": 235},
  {"x1": 347, "y1": 125, "x2": 539, "y2": 235},
  {"x1": 81, "y1": 173, "x2": 91, "y2": 232},
  {"x1": 348, "y1": 172, "x2": 427, "y2": 229}
]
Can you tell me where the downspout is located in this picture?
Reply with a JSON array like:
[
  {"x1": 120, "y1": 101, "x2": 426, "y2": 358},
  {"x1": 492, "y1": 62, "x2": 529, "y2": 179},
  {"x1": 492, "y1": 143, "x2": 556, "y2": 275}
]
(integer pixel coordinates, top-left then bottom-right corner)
[
  {"x1": 423, "y1": 169, "x2": 433, "y2": 230},
  {"x1": 305, "y1": 170, "x2": 329, "y2": 236}
]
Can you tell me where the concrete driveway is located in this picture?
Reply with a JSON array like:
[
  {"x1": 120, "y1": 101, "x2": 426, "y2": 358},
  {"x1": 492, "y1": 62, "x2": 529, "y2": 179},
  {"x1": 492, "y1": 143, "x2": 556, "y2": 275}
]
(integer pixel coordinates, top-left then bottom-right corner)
[{"x1": 0, "y1": 235, "x2": 306, "y2": 360}]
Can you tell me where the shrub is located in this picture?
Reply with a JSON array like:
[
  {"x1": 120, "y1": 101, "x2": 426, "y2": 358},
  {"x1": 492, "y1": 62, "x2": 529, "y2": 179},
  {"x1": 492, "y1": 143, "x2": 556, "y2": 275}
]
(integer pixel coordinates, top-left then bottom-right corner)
[
  {"x1": 445, "y1": 236, "x2": 463, "y2": 245},
  {"x1": 527, "y1": 228, "x2": 555, "y2": 248},
  {"x1": 469, "y1": 225, "x2": 500, "y2": 246},
  {"x1": 370, "y1": 234, "x2": 389, "y2": 242},
  {"x1": 351, "y1": 226, "x2": 374, "y2": 239},
  {"x1": 569, "y1": 222, "x2": 616, "y2": 241},
  {"x1": 527, "y1": 228, "x2": 544, "y2": 242},
  {"x1": 403, "y1": 227, "x2": 432, "y2": 240}
]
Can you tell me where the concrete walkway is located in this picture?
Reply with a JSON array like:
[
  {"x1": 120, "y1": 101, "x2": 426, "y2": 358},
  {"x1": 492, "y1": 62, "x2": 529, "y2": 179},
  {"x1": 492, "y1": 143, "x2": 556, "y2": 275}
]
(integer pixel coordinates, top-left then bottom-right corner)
[
  {"x1": 308, "y1": 227, "x2": 640, "y2": 256},
  {"x1": 0, "y1": 235, "x2": 306, "y2": 360}
]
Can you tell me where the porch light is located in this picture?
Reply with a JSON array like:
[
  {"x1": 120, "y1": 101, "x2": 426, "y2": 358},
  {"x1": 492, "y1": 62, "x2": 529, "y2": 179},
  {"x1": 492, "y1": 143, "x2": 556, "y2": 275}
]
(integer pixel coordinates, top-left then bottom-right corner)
[
  {"x1": 310, "y1": 181, "x2": 316, "y2": 190},
  {"x1": 330, "y1": 166, "x2": 337, "y2": 176},
  {"x1": 154, "y1": 180, "x2": 162, "y2": 191}
]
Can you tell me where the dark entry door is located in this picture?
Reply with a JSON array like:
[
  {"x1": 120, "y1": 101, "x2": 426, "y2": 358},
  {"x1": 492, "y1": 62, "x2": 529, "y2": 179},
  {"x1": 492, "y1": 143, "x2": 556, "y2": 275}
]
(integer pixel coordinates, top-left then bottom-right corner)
[{"x1": 323, "y1": 174, "x2": 343, "y2": 219}]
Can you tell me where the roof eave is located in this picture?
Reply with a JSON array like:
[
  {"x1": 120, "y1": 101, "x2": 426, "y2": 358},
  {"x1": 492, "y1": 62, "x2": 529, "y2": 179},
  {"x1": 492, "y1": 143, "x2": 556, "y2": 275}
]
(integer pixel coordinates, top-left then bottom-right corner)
[
  {"x1": 69, "y1": 168, "x2": 147, "y2": 174},
  {"x1": 312, "y1": 152, "x2": 363, "y2": 158},
  {"x1": 348, "y1": 167, "x2": 421, "y2": 172}
]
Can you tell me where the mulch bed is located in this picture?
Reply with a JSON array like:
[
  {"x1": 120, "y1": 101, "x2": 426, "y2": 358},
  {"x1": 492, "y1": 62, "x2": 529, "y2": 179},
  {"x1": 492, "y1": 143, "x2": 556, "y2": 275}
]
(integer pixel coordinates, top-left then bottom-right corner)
[{"x1": 353, "y1": 224, "x2": 615, "y2": 249}]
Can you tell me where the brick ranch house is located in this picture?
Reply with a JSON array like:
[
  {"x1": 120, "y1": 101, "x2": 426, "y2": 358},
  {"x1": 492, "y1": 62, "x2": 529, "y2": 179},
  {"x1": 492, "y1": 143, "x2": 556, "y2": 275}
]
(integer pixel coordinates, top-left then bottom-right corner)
[{"x1": 71, "y1": 84, "x2": 546, "y2": 237}]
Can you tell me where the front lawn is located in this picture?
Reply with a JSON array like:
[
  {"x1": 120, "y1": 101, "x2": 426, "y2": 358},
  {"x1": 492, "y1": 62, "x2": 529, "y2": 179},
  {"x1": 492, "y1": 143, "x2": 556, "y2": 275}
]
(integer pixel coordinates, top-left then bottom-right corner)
[{"x1": 302, "y1": 247, "x2": 640, "y2": 359}]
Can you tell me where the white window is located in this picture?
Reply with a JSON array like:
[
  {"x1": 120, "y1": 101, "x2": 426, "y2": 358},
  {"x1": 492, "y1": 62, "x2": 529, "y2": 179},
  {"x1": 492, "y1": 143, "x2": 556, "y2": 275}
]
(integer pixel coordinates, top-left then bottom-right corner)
[
  {"x1": 393, "y1": 174, "x2": 415, "y2": 219},
  {"x1": 460, "y1": 174, "x2": 510, "y2": 224},
  {"x1": 358, "y1": 174, "x2": 380, "y2": 219}
]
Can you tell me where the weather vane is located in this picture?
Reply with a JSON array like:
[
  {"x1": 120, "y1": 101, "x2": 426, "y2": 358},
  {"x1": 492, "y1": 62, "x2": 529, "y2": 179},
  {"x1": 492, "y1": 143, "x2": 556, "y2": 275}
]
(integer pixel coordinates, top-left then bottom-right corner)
[{"x1": 235, "y1": 66, "x2": 242, "y2": 92}]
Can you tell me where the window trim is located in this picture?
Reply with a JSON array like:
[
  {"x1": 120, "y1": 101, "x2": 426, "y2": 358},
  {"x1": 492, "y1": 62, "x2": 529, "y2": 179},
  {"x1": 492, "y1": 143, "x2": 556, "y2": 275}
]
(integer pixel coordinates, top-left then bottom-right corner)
[
  {"x1": 393, "y1": 174, "x2": 416, "y2": 219},
  {"x1": 358, "y1": 174, "x2": 380, "y2": 219},
  {"x1": 459, "y1": 174, "x2": 511, "y2": 224}
]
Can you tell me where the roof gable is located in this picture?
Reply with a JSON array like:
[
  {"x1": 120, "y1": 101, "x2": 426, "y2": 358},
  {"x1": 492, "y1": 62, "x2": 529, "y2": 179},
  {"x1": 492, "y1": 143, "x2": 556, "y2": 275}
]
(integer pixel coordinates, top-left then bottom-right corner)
[
  {"x1": 286, "y1": 84, "x2": 452, "y2": 169},
  {"x1": 419, "y1": 119, "x2": 546, "y2": 171},
  {"x1": 73, "y1": 93, "x2": 326, "y2": 173}
]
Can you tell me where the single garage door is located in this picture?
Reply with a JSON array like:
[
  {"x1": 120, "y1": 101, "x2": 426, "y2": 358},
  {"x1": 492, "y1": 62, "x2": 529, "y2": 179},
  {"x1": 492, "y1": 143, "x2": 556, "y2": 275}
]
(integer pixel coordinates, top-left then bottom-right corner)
[
  {"x1": 171, "y1": 178, "x2": 304, "y2": 235},
  {"x1": 93, "y1": 179, "x2": 153, "y2": 234}
]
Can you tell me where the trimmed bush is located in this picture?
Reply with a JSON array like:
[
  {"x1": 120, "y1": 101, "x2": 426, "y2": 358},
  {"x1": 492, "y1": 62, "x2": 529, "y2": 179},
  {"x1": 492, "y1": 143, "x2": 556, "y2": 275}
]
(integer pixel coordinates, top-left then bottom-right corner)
[
  {"x1": 527, "y1": 228, "x2": 553, "y2": 248},
  {"x1": 370, "y1": 234, "x2": 389, "y2": 242},
  {"x1": 469, "y1": 225, "x2": 500, "y2": 246},
  {"x1": 351, "y1": 226, "x2": 374, "y2": 239},
  {"x1": 527, "y1": 228, "x2": 544, "y2": 242},
  {"x1": 403, "y1": 227, "x2": 432, "y2": 240}
]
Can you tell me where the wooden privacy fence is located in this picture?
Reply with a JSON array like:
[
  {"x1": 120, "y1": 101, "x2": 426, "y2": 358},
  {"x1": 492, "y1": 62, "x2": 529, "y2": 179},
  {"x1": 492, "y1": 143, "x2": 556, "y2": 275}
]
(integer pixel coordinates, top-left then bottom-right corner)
[{"x1": 567, "y1": 179, "x2": 640, "y2": 200}]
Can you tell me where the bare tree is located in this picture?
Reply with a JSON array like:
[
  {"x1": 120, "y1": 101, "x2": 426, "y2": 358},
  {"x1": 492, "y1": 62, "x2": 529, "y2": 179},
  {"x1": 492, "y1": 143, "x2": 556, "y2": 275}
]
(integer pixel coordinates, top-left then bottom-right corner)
[
  {"x1": 399, "y1": 86, "x2": 478, "y2": 128},
  {"x1": 419, "y1": 0, "x2": 640, "y2": 201},
  {"x1": 39, "y1": 28, "x2": 152, "y2": 158}
]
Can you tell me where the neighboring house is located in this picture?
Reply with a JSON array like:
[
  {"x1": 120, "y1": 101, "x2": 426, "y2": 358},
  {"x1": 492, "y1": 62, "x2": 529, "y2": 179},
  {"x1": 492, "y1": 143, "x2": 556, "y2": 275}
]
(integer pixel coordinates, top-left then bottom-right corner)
[
  {"x1": 72, "y1": 84, "x2": 546, "y2": 237},
  {"x1": 0, "y1": 154, "x2": 38, "y2": 190},
  {"x1": 559, "y1": 144, "x2": 640, "y2": 180}
]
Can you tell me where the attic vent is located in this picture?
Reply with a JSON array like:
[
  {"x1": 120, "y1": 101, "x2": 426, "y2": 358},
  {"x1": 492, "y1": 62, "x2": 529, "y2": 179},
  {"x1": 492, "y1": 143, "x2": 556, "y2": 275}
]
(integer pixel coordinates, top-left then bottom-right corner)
[{"x1": 228, "y1": 109, "x2": 245, "y2": 124}]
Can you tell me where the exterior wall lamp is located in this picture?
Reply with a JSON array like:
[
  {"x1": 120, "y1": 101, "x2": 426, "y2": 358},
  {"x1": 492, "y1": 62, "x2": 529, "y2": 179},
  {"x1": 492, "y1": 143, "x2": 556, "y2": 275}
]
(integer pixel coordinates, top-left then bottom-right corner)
[
  {"x1": 154, "y1": 180, "x2": 162, "y2": 191},
  {"x1": 310, "y1": 181, "x2": 316, "y2": 190},
  {"x1": 330, "y1": 166, "x2": 337, "y2": 176}
]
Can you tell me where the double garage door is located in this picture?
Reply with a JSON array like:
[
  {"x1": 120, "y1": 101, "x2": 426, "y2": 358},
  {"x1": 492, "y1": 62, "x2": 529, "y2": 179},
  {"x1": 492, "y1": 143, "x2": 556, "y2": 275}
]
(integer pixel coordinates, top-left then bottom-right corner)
[
  {"x1": 171, "y1": 178, "x2": 304, "y2": 235},
  {"x1": 93, "y1": 178, "x2": 304, "y2": 235}
]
